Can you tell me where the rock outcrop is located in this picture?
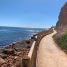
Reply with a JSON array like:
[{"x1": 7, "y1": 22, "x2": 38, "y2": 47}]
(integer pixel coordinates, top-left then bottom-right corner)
[
  {"x1": 0, "y1": 58, "x2": 5, "y2": 65},
  {"x1": 56, "y1": 2, "x2": 67, "y2": 30},
  {"x1": 56, "y1": 2, "x2": 67, "y2": 38}
]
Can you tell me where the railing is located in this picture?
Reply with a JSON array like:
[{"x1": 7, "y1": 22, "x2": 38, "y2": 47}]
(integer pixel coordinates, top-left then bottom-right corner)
[
  {"x1": 22, "y1": 29, "x2": 53, "y2": 67},
  {"x1": 36, "y1": 29, "x2": 53, "y2": 46},
  {"x1": 22, "y1": 41, "x2": 37, "y2": 67}
]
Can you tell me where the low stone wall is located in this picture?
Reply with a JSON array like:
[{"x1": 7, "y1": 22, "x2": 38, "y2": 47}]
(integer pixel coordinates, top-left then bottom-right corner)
[
  {"x1": 36, "y1": 29, "x2": 53, "y2": 46},
  {"x1": 22, "y1": 41, "x2": 37, "y2": 67},
  {"x1": 22, "y1": 29, "x2": 53, "y2": 67}
]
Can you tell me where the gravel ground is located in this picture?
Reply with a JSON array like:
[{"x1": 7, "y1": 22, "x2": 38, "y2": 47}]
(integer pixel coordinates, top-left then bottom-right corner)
[{"x1": 37, "y1": 29, "x2": 67, "y2": 67}]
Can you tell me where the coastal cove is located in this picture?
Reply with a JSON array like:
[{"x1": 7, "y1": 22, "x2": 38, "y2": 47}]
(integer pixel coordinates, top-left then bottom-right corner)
[
  {"x1": 0, "y1": 26, "x2": 45, "y2": 49},
  {"x1": 0, "y1": 0, "x2": 67, "y2": 67},
  {"x1": 0, "y1": 27, "x2": 53, "y2": 67}
]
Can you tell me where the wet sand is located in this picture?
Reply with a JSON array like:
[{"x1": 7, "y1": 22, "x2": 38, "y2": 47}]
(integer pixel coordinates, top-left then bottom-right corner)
[{"x1": 37, "y1": 29, "x2": 67, "y2": 67}]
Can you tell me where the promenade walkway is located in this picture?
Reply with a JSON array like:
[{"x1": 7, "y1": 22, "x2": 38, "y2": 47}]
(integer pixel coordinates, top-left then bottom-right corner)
[{"x1": 37, "y1": 29, "x2": 67, "y2": 67}]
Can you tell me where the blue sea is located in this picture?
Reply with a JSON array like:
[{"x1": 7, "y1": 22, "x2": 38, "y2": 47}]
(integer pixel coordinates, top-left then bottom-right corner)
[{"x1": 0, "y1": 26, "x2": 45, "y2": 48}]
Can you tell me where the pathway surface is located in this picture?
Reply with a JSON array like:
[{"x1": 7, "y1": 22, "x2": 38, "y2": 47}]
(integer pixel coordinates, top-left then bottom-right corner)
[{"x1": 37, "y1": 29, "x2": 67, "y2": 67}]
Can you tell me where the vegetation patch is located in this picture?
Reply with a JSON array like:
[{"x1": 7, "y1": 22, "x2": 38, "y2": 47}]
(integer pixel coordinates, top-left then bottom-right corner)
[{"x1": 56, "y1": 33, "x2": 67, "y2": 49}]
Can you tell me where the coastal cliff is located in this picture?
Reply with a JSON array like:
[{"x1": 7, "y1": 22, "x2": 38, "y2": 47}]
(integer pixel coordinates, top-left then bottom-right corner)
[
  {"x1": 54, "y1": 2, "x2": 67, "y2": 54},
  {"x1": 55, "y1": 2, "x2": 67, "y2": 38},
  {"x1": 56, "y1": 2, "x2": 67, "y2": 29}
]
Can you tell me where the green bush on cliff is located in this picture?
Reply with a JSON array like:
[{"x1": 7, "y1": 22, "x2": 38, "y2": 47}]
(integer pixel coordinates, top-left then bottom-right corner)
[{"x1": 56, "y1": 33, "x2": 67, "y2": 49}]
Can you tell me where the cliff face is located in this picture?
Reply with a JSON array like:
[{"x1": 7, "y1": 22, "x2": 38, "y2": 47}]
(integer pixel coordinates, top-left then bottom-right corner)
[
  {"x1": 55, "y1": 2, "x2": 67, "y2": 38},
  {"x1": 56, "y1": 2, "x2": 67, "y2": 31}
]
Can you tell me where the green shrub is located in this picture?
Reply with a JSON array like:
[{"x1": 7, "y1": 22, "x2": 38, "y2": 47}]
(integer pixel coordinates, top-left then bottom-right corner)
[{"x1": 56, "y1": 33, "x2": 67, "y2": 49}]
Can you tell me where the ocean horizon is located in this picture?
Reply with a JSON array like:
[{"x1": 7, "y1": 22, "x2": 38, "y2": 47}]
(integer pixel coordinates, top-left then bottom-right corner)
[{"x1": 0, "y1": 26, "x2": 45, "y2": 48}]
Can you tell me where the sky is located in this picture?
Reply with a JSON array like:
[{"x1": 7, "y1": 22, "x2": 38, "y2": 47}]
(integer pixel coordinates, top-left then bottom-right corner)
[{"x1": 0, "y1": 0, "x2": 67, "y2": 28}]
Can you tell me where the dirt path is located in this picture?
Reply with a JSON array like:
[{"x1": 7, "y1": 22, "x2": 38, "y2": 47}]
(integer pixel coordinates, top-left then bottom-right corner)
[{"x1": 37, "y1": 29, "x2": 67, "y2": 67}]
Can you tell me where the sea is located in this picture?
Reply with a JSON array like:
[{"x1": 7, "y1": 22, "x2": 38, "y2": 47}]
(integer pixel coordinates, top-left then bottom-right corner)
[{"x1": 0, "y1": 26, "x2": 45, "y2": 48}]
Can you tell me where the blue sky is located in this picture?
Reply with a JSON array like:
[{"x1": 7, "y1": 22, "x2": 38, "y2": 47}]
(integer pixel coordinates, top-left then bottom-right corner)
[{"x1": 0, "y1": 0, "x2": 67, "y2": 28}]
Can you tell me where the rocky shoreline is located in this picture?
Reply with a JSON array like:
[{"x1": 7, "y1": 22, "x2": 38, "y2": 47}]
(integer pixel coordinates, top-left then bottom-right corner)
[{"x1": 0, "y1": 34, "x2": 35, "y2": 67}]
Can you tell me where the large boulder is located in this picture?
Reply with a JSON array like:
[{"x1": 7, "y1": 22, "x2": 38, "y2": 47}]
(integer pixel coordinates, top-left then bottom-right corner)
[
  {"x1": 0, "y1": 57, "x2": 5, "y2": 65},
  {"x1": 3, "y1": 49, "x2": 15, "y2": 55},
  {"x1": 0, "y1": 53, "x2": 7, "y2": 59}
]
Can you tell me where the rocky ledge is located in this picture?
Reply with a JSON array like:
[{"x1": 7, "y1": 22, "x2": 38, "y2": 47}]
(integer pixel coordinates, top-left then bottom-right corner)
[{"x1": 0, "y1": 37, "x2": 34, "y2": 67}]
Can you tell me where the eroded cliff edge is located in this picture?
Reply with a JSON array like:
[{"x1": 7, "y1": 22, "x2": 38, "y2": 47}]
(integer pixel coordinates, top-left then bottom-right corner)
[{"x1": 56, "y1": 2, "x2": 67, "y2": 38}]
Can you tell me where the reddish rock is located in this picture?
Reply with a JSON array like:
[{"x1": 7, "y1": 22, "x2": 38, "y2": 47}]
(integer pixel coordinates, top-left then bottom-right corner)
[
  {"x1": 0, "y1": 39, "x2": 32, "y2": 67},
  {"x1": 26, "y1": 46, "x2": 31, "y2": 49},
  {"x1": 0, "y1": 54, "x2": 7, "y2": 59},
  {"x1": 56, "y1": 2, "x2": 67, "y2": 31},
  {"x1": 26, "y1": 40, "x2": 30, "y2": 44},
  {"x1": 3, "y1": 49, "x2": 14, "y2": 55},
  {"x1": 55, "y1": 2, "x2": 67, "y2": 38},
  {"x1": 0, "y1": 58, "x2": 5, "y2": 65}
]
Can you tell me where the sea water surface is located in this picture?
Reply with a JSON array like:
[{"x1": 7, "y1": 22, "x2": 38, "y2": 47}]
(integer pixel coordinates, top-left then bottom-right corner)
[{"x1": 0, "y1": 26, "x2": 45, "y2": 48}]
